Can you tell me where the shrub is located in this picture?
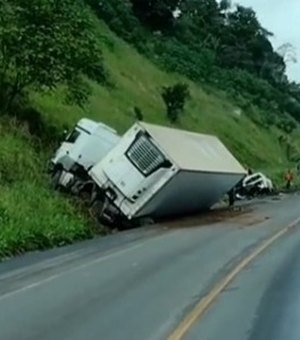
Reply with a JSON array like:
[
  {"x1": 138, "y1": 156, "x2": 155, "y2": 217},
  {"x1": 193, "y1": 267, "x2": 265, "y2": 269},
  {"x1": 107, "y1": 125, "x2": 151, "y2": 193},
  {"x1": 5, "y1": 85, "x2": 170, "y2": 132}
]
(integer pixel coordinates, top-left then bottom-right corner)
[
  {"x1": 0, "y1": 0, "x2": 107, "y2": 111},
  {"x1": 133, "y1": 106, "x2": 144, "y2": 121},
  {"x1": 161, "y1": 83, "x2": 190, "y2": 122}
]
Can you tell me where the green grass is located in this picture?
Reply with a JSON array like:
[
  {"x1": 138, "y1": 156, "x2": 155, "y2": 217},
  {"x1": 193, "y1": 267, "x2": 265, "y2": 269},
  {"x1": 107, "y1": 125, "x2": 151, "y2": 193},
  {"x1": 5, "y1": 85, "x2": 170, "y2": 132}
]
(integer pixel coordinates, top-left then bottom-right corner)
[
  {"x1": 1, "y1": 19, "x2": 300, "y2": 259},
  {"x1": 0, "y1": 120, "x2": 92, "y2": 259}
]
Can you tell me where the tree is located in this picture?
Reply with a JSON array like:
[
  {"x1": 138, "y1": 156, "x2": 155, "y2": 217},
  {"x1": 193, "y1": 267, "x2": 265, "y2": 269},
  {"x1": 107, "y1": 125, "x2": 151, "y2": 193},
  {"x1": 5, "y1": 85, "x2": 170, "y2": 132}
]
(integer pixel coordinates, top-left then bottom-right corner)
[
  {"x1": 180, "y1": 0, "x2": 222, "y2": 39},
  {"x1": 161, "y1": 83, "x2": 190, "y2": 122},
  {"x1": 89, "y1": 0, "x2": 146, "y2": 47},
  {"x1": 277, "y1": 43, "x2": 297, "y2": 65},
  {"x1": 0, "y1": 0, "x2": 107, "y2": 111},
  {"x1": 131, "y1": 0, "x2": 181, "y2": 31},
  {"x1": 218, "y1": 6, "x2": 275, "y2": 75},
  {"x1": 219, "y1": 0, "x2": 231, "y2": 12}
]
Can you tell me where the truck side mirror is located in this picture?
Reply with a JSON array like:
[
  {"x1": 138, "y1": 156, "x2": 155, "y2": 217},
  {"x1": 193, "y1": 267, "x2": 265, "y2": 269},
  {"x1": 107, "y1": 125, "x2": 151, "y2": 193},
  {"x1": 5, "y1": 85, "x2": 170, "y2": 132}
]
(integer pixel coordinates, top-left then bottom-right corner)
[{"x1": 63, "y1": 129, "x2": 68, "y2": 139}]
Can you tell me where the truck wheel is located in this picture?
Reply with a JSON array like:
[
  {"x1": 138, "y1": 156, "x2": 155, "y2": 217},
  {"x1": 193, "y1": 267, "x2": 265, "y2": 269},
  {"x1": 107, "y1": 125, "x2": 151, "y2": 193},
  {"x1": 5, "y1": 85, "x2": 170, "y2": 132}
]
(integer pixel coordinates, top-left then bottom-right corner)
[
  {"x1": 135, "y1": 217, "x2": 155, "y2": 228},
  {"x1": 77, "y1": 183, "x2": 94, "y2": 204},
  {"x1": 78, "y1": 190, "x2": 92, "y2": 205},
  {"x1": 89, "y1": 199, "x2": 105, "y2": 222},
  {"x1": 51, "y1": 169, "x2": 62, "y2": 190}
]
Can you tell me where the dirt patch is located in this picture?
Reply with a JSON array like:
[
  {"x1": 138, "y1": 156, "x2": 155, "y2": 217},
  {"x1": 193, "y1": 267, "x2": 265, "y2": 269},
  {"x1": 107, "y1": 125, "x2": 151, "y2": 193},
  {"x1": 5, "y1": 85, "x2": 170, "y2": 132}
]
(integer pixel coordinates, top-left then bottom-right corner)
[
  {"x1": 160, "y1": 202, "x2": 271, "y2": 230},
  {"x1": 160, "y1": 206, "x2": 249, "y2": 229},
  {"x1": 231, "y1": 213, "x2": 270, "y2": 228}
]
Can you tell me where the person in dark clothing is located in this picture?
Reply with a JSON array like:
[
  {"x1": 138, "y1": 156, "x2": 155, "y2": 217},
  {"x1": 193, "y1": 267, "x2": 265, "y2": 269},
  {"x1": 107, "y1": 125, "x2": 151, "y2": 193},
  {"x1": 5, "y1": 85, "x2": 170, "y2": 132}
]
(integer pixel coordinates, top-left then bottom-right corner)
[{"x1": 228, "y1": 187, "x2": 235, "y2": 207}]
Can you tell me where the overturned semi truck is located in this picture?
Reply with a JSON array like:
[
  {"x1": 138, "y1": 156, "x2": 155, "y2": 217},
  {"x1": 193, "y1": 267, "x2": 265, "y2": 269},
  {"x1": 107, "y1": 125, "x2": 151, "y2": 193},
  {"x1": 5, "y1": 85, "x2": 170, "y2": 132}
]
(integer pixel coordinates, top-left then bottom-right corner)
[{"x1": 87, "y1": 122, "x2": 247, "y2": 225}]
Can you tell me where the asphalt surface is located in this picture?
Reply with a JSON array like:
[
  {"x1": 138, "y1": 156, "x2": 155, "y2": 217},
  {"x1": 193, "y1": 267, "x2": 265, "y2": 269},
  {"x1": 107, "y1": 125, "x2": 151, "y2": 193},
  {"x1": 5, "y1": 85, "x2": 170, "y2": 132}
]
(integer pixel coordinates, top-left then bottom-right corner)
[
  {"x1": 187, "y1": 198, "x2": 300, "y2": 340},
  {"x1": 1, "y1": 194, "x2": 300, "y2": 340}
]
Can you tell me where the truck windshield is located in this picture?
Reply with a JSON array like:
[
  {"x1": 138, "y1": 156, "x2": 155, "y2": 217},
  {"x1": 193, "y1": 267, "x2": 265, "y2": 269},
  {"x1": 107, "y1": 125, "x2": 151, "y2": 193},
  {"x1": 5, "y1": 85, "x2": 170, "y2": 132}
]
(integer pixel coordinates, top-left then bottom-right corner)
[
  {"x1": 126, "y1": 132, "x2": 172, "y2": 176},
  {"x1": 66, "y1": 129, "x2": 80, "y2": 143}
]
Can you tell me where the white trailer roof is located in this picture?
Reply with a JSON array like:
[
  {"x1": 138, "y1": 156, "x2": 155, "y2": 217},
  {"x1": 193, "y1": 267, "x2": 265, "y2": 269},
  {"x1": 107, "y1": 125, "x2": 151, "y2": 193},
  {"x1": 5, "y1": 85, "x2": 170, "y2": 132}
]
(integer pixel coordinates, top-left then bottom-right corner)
[{"x1": 140, "y1": 122, "x2": 246, "y2": 174}]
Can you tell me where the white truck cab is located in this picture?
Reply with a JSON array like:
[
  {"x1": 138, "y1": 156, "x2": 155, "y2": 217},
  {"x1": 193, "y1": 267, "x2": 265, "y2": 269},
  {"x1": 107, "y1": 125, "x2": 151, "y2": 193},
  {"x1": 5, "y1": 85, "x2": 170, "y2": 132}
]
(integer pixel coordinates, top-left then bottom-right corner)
[{"x1": 50, "y1": 118, "x2": 120, "y2": 190}]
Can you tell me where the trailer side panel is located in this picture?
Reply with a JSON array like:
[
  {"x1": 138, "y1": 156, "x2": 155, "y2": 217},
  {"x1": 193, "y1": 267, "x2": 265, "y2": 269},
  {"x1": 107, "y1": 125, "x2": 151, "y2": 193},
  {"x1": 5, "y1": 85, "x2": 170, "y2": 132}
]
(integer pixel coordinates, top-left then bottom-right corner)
[{"x1": 134, "y1": 170, "x2": 243, "y2": 218}]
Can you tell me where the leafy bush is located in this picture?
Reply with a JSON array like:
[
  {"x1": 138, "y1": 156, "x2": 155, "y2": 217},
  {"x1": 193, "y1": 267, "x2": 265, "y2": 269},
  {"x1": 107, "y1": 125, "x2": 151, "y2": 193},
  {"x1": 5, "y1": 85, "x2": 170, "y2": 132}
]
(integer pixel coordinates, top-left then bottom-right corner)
[
  {"x1": 134, "y1": 106, "x2": 144, "y2": 121},
  {"x1": 155, "y1": 40, "x2": 216, "y2": 82},
  {"x1": 0, "y1": 0, "x2": 107, "y2": 111},
  {"x1": 130, "y1": 0, "x2": 180, "y2": 32},
  {"x1": 161, "y1": 83, "x2": 190, "y2": 122},
  {"x1": 88, "y1": 0, "x2": 148, "y2": 48},
  {"x1": 277, "y1": 118, "x2": 297, "y2": 134}
]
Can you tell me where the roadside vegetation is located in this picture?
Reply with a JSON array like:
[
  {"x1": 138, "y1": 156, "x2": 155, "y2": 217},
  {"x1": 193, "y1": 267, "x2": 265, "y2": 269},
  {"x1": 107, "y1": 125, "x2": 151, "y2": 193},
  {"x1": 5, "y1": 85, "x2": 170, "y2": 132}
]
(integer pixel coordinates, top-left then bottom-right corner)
[{"x1": 1, "y1": 0, "x2": 300, "y2": 258}]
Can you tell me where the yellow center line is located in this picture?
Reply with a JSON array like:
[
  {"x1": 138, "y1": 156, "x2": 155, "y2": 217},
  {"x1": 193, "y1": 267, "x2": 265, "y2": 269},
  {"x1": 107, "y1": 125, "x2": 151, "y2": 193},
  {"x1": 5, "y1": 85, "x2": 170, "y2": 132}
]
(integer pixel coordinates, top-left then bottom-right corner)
[{"x1": 168, "y1": 216, "x2": 300, "y2": 340}]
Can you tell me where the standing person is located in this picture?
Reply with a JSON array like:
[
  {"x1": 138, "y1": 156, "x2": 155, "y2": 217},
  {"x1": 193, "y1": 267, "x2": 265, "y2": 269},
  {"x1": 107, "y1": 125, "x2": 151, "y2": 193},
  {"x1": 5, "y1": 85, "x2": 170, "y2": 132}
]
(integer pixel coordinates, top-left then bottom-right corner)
[
  {"x1": 285, "y1": 169, "x2": 294, "y2": 190},
  {"x1": 228, "y1": 187, "x2": 235, "y2": 207}
]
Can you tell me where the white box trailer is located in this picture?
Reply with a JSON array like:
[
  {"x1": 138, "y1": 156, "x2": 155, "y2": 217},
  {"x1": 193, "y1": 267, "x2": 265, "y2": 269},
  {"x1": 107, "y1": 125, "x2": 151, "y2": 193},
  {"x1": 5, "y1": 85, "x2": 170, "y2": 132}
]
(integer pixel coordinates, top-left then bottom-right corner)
[{"x1": 89, "y1": 122, "x2": 246, "y2": 222}]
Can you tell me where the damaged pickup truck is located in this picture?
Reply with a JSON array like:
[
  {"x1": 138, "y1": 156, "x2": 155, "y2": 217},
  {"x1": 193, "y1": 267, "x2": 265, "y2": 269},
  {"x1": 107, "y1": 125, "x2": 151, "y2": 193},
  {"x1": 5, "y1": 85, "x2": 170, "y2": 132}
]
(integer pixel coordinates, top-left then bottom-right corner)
[{"x1": 235, "y1": 172, "x2": 274, "y2": 200}]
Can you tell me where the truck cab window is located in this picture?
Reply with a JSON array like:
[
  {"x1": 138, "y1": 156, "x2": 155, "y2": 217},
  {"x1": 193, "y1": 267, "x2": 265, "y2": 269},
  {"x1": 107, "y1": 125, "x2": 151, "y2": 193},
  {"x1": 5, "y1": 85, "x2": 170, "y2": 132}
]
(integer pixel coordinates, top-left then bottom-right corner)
[{"x1": 66, "y1": 129, "x2": 80, "y2": 143}]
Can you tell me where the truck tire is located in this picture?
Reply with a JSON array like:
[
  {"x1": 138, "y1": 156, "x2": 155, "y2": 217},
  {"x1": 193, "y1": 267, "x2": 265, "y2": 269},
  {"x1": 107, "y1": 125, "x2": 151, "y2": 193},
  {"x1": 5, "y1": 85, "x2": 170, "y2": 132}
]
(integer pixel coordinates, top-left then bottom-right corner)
[
  {"x1": 122, "y1": 217, "x2": 154, "y2": 229},
  {"x1": 77, "y1": 182, "x2": 94, "y2": 204},
  {"x1": 136, "y1": 217, "x2": 155, "y2": 227},
  {"x1": 78, "y1": 189, "x2": 92, "y2": 206},
  {"x1": 51, "y1": 169, "x2": 62, "y2": 190},
  {"x1": 89, "y1": 198, "x2": 106, "y2": 223}
]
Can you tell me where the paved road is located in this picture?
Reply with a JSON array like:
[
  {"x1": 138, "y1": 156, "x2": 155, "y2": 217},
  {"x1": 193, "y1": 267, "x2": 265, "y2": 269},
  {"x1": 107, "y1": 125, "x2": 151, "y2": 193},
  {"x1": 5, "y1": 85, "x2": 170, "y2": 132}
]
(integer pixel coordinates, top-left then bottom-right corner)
[
  {"x1": 187, "y1": 199, "x2": 300, "y2": 340},
  {"x1": 0, "y1": 194, "x2": 300, "y2": 340}
]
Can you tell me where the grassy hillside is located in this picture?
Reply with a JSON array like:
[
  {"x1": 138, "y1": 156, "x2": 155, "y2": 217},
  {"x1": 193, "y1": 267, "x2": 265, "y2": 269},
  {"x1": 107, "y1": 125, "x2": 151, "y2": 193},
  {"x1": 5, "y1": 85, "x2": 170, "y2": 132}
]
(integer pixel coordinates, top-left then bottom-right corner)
[
  {"x1": 34, "y1": 22, "x2": 300, "y2": 171},
  {"x1": 1, "y1": 20, "x2": 300, "y2": 258},
  {"x1": 0, "y1": 119, "x2": 92, "y2": 258}
]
